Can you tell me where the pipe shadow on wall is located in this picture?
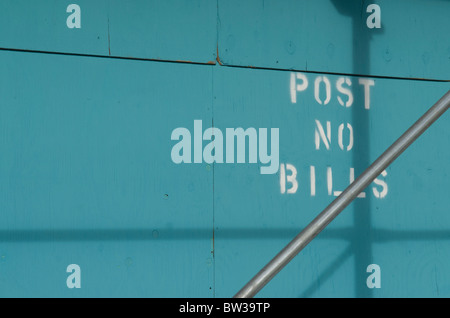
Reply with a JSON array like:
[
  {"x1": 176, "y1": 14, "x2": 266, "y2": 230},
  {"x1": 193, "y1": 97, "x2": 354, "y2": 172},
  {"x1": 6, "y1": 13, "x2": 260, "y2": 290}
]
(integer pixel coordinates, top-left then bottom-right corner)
[{"x1": 330, "y1": 0, "x2": 383, "y2": 298}]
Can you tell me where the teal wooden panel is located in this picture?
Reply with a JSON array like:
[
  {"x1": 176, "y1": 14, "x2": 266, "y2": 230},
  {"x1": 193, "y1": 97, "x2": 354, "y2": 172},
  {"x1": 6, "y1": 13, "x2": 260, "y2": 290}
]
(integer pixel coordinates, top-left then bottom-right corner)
[
  {"x1": 0, "y1": 50, "x2": 214, "y2": 297},
  {"x1": 0, "y1": 0, "x2": 109, "y2": 56},
  {"x1": 0, "y1": 0, "x2": 217, "y2": 64},
  {"x1": 108, "y1": 0, "x2": 217, "y2": 63},
  {"x1": 217, "y1": 0, "x2": 450, "y2": 80},
  {"x1": 1, "y1": 51, "x2": 449, "y2": 298},
  {"x1": 212, "y1": 66, "x2": 450, "y2": 297},
  {"x1": 0, "y1": 0, "x2": 449, "y2": 298}
]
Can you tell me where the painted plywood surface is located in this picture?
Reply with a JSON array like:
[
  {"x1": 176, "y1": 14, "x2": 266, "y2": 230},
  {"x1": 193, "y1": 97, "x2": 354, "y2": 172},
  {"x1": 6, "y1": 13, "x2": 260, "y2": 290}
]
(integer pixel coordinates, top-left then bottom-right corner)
[
  {"x1": 0, "y1": 0, "x2": 217, "y2": 63},
  {"x1": 0, "y1": 0, "x2": 450, "y2": 298},
  {"x1": 211, "y1": 67, "x2": 450, "y2": 297},
  {"x1": 217, "y1": 0, "x2": 450, "y2": 80},
  {"x1": 0, "y1": 51, "x2": 214, "y2": 297}
]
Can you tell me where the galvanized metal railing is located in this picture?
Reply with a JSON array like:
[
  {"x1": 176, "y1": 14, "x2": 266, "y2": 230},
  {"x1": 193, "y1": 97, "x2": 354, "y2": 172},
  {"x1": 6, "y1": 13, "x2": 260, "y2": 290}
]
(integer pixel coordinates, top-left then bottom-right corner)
[{"x1": 234, "y1": 90, "x2": 450, "y2": 298}]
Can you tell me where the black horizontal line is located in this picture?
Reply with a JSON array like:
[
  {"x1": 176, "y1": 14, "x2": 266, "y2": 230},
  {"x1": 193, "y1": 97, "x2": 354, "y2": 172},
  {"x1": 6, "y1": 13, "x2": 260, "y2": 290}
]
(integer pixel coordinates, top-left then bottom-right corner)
[
  {"x1": 218, "y1": 62, "x2": 450, "y2": 83},
  {"x1": 0, "y1": 47, "x2": 216, "y2": 66},
  {"x1": 1, "y1": 46, "x2": 448, "y2": 82}
]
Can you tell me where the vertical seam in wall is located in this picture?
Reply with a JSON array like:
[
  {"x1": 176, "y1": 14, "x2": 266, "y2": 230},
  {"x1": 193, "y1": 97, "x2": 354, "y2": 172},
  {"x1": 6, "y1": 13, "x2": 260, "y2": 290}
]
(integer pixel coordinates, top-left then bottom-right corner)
[
  {"x1": 212, "y1": 66, "x2": 216, "y2": 297},
  {"x1": 211, "y1": 0, "x2": 221, "y2": 297},
  {"x1": 107, "y1": 18, "x2": 110, "y2": 56},
  {"x1": 212, "y1": 0, "x2": 218, "y2": 294},
  {"x1": 106, "y1": 0, "x2": 111, "y2": 56}
]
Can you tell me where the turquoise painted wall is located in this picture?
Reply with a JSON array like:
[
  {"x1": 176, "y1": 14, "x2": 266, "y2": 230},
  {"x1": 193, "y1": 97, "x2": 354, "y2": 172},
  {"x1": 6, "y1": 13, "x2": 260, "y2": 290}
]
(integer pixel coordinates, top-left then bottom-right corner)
[{"x1": 0, "y1": 0, "x2": 449, "y2": 297}]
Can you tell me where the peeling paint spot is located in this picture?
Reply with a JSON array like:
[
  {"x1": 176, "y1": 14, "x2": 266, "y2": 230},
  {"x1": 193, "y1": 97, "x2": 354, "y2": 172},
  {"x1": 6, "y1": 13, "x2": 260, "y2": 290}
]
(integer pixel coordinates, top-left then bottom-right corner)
[
  {"x1": 125, "y1": 257, "x2": 133, "y2": 267},
  {"x1": 284, "y1": 40, "x2": 296, "y2": 55},
  {"x1": 384, "y1": 48, "x2": 392, "y2": 62}
]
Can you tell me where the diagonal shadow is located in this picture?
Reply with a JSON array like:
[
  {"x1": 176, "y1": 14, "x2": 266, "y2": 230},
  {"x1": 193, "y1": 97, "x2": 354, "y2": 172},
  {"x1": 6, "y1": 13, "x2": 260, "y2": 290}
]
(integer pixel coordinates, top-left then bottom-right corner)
[
  {"x1": 299, "y1": 244, "x2": 354, "y2": 298},
  {"x1": 331, "y1": 0, "x2": 384, "y2": 298}
]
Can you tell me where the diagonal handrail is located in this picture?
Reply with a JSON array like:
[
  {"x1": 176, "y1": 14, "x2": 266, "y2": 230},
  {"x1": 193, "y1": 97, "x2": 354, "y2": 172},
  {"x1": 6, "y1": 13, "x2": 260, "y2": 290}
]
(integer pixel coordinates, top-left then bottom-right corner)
[{"x1": 234, "y1": 90, "x2": 450, "y2": 298}]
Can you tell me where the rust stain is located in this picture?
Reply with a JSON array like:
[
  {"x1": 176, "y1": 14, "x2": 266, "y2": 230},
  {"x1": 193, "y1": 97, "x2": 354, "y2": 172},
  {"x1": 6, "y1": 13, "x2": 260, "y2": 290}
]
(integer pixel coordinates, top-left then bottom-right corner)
[
  {"x1": 216, "y1": 44, "x2": 223, "y2": 65},
  {"x1": 207, "y1": 60, "x2": 216, "y2": 65}
]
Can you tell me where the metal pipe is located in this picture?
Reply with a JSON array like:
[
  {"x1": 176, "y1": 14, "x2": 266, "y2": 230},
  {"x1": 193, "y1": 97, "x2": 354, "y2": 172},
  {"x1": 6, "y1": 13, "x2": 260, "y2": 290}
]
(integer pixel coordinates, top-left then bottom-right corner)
[{"x1": 234, "y1": 90, "x2": 450, "y2": 298}]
